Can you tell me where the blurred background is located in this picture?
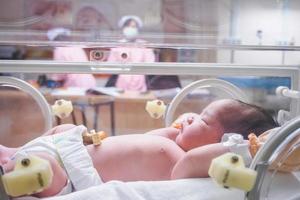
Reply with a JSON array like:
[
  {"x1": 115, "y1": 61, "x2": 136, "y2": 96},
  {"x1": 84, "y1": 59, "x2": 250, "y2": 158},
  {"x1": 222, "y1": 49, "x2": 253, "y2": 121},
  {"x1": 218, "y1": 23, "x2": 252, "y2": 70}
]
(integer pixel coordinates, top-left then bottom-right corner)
[{"x1": 0, "y1": 0, "x2": 297, "y2": 146}]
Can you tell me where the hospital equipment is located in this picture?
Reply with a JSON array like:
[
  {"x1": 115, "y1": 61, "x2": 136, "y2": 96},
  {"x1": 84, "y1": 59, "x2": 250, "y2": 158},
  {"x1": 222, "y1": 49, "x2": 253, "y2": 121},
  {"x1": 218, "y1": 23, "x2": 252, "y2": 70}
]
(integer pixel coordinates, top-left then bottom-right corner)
[
  {"x1": 0, "y1": 76, "x2": 53, "y2": 132},
  {"x1": 0, "y1": 61, "x2": 299, "y2": 199},
  {"x1": 165, "y1": 78, "x2": 249, "y2": 126},
  {"x1": 0, "y1": 166, "x2": 10, "y2": 200},
  {"x1": 167, "y1": 79, "x2": 300, "y2": 199},
  {"x1": 145, "y1": 99, "x2": 166, "y2": 119},
  {"x1": 222, "y1": 134, "x2": 252, "y2": 166},
  {"x1": 276, "y1": 86, "x2": 300, "y2": 125},
  {"x1": 2, "y1": 1, "x2": 300, "y2": 199},
  {"x1": 1, "y1": 60, "x2": 300, "y2": 200},
  {"x1": 51, "y1": 99, "x2": 73, "y2": 119},
  {"x1": 246, "y1": 116, "x2": 300, "y2": 200},
  {"x1": 208, "y1": 152, "x2": 257, "y2": 192},
  {"x1": 0, "y1": 76, "x2": 299, "y2": 199},
  {"x1": 2, "y1": 155, "x2": 53, "y2": 197},
  {"x1": 0, "y1": 77, "x2": 73, "y2": 133},
  {"x1": 82, "y1": 130, "x2": 107, "y2": 146}
]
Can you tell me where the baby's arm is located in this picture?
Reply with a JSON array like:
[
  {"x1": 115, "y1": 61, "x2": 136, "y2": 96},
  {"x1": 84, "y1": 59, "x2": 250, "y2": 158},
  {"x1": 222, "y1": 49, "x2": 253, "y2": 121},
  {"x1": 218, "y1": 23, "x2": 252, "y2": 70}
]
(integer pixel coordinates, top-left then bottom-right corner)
[{"x1": 171, "y1": 143, "x2": 230, "y2": 179}]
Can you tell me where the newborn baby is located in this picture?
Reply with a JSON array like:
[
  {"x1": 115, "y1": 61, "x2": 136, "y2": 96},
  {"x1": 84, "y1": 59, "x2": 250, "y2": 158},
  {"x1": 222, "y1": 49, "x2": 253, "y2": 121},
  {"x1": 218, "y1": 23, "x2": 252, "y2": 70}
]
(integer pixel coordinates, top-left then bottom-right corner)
[{"x1": 0, "y1": 99, "x2": 278, "y2": 198}]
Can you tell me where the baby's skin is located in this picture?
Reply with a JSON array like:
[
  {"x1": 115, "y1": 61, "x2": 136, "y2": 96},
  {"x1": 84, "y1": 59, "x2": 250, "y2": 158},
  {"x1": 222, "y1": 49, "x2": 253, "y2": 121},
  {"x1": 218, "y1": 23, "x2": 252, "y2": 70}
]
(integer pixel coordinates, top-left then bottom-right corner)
[
  {"x1": 1, "y1": 100, "x2": 236, "y2": 197},
  {"x1": 88, "y1": 132, "x2": 185, "y2": 182},
  {"x1": 88, "y1": 99, "x2": 231, "y2": 182}
]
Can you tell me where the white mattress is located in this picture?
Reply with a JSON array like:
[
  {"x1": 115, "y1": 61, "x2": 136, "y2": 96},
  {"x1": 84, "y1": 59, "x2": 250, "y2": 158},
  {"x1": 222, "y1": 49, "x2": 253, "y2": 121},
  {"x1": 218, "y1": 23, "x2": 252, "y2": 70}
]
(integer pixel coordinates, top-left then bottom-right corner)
[
  {"x1": 44, "y1": 178, "x2": 244, "y2": 200},
  {"x1": 12, "y1": 172, "x2": 300, "y2": 200}
]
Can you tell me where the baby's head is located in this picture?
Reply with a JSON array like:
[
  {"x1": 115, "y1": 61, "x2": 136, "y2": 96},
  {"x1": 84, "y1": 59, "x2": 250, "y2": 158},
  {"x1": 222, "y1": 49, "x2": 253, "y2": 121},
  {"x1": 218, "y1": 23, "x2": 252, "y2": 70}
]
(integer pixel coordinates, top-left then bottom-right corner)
[
  {"x1": 174, "y1": 99, "x2": 278, "y2": 151},
  {"x1": 218, "y1": 99, "x2": 278, "y2": 137}
]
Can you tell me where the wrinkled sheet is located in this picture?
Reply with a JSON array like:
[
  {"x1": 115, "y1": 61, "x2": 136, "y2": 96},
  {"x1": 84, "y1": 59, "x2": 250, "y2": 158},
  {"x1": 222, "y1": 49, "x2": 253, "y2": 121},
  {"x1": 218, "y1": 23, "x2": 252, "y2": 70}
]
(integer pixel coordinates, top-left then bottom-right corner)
[
  {"x1": 43, "y1": 178, "x2": 244, "y2": 200},
  {"x1": 14, "y1": 172, "x2": 300, "y2": 200}
]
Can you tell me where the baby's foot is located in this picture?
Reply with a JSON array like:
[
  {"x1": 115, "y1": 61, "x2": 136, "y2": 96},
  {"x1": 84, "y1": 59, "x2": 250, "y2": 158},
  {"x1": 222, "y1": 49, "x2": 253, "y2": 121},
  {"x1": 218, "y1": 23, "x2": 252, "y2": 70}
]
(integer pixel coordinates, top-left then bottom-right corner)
[{"x1": 0, "y1": 145, "x2": 17, "y2": 165}]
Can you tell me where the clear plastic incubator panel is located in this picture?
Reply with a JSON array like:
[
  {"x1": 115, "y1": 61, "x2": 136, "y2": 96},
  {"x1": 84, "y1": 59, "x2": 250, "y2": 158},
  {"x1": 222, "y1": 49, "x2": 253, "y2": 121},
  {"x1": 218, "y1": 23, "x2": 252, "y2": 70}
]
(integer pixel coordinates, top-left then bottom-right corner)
[{"x1": 0, "y1": 1, "x2": 300, "y2": 200}]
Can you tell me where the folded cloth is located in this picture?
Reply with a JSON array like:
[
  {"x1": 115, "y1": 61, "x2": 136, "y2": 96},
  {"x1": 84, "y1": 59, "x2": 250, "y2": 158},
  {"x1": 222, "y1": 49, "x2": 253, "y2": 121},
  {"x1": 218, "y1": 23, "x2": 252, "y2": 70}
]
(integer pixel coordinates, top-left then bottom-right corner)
[
  {"x1": 12, "y1": 125, "x2": 102, "y2": 199},
  {"x1": 53, "y1": 125, "x2": 103, "y2": 191}
]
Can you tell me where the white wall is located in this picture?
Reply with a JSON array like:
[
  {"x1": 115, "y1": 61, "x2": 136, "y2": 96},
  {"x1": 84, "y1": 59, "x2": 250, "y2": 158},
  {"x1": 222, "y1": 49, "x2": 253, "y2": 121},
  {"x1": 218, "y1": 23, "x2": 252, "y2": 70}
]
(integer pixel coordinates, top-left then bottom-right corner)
[{"x1": 217, "y1": 0, "x2": 300, "y2": 65}]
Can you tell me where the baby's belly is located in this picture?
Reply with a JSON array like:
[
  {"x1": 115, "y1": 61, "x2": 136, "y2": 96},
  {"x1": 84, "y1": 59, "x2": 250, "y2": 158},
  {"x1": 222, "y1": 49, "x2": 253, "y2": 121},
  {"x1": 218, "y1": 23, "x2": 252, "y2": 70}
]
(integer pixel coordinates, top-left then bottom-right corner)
[{"x1": 87, "y1": 134, "x2": 185, "y2": 182}]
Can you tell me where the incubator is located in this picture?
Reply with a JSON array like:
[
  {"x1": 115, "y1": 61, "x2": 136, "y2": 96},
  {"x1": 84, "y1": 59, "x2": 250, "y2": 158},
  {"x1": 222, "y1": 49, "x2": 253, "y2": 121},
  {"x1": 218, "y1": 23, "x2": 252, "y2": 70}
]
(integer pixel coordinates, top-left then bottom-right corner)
[{"x1": 1, "y1": 0, "x2": 300, "y2": 199}]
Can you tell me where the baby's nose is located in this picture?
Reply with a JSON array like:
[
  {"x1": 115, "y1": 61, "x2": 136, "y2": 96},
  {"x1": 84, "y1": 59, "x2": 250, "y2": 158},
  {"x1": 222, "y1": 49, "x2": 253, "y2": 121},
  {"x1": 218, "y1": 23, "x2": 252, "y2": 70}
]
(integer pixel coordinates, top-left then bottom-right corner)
[{"x1": 187, "y1": 117, "x2": 194, "y2": 125}]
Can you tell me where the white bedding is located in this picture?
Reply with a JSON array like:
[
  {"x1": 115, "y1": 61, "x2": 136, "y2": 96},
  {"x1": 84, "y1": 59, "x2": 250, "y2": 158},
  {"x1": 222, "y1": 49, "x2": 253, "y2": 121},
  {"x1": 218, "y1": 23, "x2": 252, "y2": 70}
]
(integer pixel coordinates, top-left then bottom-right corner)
[
  {"x1": 12, "y1": 172, "x2": 300, "y2": 200},
  {"x1": 43, "y1": 178, "x2": 244, "y2": 200}
]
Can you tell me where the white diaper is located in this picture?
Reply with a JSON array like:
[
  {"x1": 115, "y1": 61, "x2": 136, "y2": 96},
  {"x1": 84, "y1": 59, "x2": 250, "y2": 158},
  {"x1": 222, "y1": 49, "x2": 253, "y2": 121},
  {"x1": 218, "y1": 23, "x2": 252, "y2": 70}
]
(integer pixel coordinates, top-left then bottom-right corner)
[
  {"x1": 11, "y1": 125, "x2": 103, "y2": 199},
  {"x1": 53, "y1": 125, "x2": 103, "y2": 191},
  {"x1": 12, "y1": 133, "x2": 60, "y2": 162}
]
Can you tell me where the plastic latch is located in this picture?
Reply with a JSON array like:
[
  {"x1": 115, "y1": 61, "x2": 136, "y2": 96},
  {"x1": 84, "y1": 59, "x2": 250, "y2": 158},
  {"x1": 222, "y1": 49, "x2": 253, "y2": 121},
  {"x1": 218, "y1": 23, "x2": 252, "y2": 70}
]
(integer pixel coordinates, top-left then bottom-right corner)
[{"x1": 0, "y1": 166, "x2": 10, "y2": 200}]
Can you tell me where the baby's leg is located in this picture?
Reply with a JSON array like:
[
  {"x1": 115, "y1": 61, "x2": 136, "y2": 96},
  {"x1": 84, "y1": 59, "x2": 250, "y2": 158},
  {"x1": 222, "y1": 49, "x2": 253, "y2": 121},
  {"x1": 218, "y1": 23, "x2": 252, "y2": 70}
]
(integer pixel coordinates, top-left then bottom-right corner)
[
  {"x1": 43, "y1": 124, "x2": 76, "y2": 136},
  {"x1": 1, "y1": 125, "x2": 75, "y2": 166},
  {"x1": 0, "y1": 145, "x2": 18, "y2": 166},
  {"x1": 34, "y1": 153, "x2": 68, "y2": 198}
]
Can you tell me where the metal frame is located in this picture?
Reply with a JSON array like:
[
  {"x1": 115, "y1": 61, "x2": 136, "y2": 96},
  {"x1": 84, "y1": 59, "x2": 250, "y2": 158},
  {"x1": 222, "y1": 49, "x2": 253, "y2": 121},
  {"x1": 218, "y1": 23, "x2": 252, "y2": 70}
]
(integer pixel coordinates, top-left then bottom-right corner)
[
  {"x1": 1, "y1": 60, "x2": 300, "y2": 199},
  {"x1": 0, "y1": 60, "x2": 298, "y2": 76},
  {"x1": 247, "y1": 116, "x2": 300, "y2": 200},
  {"x1": 0, "y1": 60, "x2": 299, "y2": 117},
  {"x1": 2, "y1": 29, "x2": 300, "y2": 51},
  {"x1": 165, "y1": 78, "x2": 249, "y2": 126},
  {"x1": 1, "y1": 54, "x2": 300, "y2": 200},
  {"x1": 0, "y1": 76, "x2": 53, "y2": 131},
  {"x1": 0, "y1": 166, "x2": 10, "y2": 200}
]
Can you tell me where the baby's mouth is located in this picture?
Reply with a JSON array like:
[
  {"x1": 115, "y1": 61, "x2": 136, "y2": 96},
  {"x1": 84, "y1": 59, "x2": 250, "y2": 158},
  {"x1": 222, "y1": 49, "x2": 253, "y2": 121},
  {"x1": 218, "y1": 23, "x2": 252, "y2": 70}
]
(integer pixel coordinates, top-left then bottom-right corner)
[{"x1": 179, "y1": 123, "x2": 184, "y2": 134}]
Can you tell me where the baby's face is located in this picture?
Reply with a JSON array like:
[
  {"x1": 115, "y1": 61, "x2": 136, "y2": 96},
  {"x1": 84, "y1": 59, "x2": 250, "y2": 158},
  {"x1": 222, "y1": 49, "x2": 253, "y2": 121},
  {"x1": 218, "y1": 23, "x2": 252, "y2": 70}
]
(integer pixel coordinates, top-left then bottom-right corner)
[{"x1": 174, "y1": 100, "x2": 229, "y2": 151}]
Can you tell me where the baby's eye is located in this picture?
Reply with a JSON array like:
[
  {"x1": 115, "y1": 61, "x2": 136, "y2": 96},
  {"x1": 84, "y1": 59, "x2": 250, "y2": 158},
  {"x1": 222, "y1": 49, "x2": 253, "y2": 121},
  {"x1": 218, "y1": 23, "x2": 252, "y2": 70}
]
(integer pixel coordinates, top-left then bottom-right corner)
[{"x1": 201, "y1": 118, "x2": 209, "y2": 125}]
